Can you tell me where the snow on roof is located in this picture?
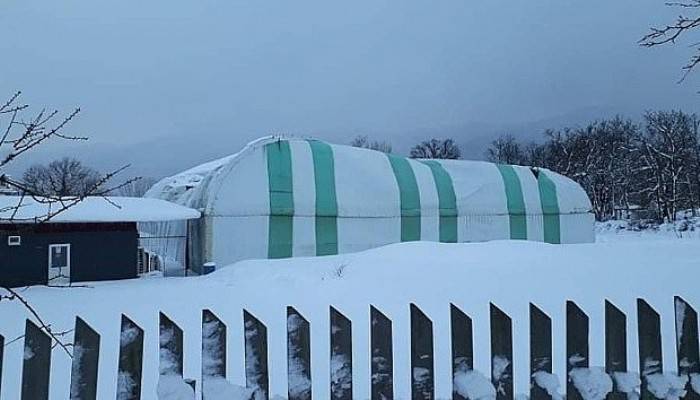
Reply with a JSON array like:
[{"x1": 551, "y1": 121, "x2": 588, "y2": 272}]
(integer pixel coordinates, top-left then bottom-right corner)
[{"x1": 0, "y1": 196, "x2": 200, "y2": 224}]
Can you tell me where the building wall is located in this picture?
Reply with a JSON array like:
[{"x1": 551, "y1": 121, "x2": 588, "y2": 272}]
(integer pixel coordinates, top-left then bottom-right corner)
[{"x1": 0, "y1": 222, "x2": 138, "y2": 288}]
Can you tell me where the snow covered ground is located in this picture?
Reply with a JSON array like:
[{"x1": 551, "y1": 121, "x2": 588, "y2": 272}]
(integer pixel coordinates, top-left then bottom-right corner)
[{"x1": 0, "y1": 226, "x2": 698, "y2": 399}]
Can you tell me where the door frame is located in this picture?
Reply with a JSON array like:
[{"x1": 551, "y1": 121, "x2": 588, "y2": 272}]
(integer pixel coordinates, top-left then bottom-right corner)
[{"x1": 48, "y1": 243, "x2": 71, "y2": 284}]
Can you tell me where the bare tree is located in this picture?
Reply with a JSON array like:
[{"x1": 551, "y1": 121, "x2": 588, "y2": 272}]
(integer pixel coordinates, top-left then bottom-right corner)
[
  {"x1": 485, "y1": 134, "x2": 526, "y2": 164},
  {"x1": 409, "y1": 138, "x2": 462, "y2": 159},
  {"x1": 23, "y1": 157, "x2": 103, "y2": 197},
  {"x1": 350, "y1": 135, "x2": 393, "y2": 153},
  {"x1": 0, "y1": 91, "x2": 136, "y2": 357},
  {"x1": 641, "y1": 1, "x2": 700, "y2": 81}
]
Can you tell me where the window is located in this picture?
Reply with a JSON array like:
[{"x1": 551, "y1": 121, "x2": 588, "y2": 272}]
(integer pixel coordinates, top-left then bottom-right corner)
[{"x1": 7, "y1": 236, "x2": 20, "y2": 246}]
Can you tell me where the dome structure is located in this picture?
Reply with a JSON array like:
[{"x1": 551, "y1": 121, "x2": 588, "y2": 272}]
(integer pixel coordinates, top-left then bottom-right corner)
[{"x1": 146, "y1": 136, "x2": 594, "y2": 272}]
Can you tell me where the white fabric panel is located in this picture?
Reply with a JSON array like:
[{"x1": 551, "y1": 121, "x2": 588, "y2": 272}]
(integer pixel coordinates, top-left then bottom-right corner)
[
  {"x1": 542, "y1": 168, "x2": 593, "y2": 214},
  {"x1": 207, "y1": 144, "x2": 270, "y2": 216},
  {"x1": 513, "y1": 166, "x2": 544, "y2": 242},
  {"x1": 560, "y1": 213, "x2": 595, "y2": 244},
  {"x1": 337, "y1": 217, "x2": 400, "y2": 254},
  {"x1": 410, "y1": 159, "x2": 440, "y2": 242},
  {"x1": 211, "y1": 216, "x2": 269, "y2": 267},
  {"x1": 293, "y1": 216, "x2": 316, "y2": 257},
  {"x1": 288, "y1": 141, "x2": 317, "y2": 256},
  {"x1": 463, "y1": 215, "x2": 510, "y2": 242},
  {"x1": 332, "y1": 144, "x2": 401, "y2": 218}
]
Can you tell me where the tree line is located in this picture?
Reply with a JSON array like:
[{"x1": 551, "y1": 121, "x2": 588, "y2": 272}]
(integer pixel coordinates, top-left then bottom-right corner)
[{"x1": 486, "y1": 111, "x2": 700, "y2": 222}]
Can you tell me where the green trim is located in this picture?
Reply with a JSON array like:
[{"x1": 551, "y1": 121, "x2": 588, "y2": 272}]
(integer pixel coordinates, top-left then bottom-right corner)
[
  {"x1": 307, "y1": 140, "x2": 339, "y2": 256},
  {"x1": 420, "y1": 160, "x2": 458, "y2": 243},
  {"x1": 266, "y1": 141, "x2": 294, "y2": 258},
  {"x1": 537, "y1": 170, "x2": 561, "y2": 244},
  {"x1": 496, "y1": 164, "x2": 527, "y2": 240},
  {"x1": 387, "y1": 154, "x2": 421, "y2": 241}
]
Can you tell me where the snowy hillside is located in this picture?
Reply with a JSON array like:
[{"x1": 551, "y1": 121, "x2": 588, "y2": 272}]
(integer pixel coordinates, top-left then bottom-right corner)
[{"x1": 1, "y1": 239, "x2": 698, "y2": 399}]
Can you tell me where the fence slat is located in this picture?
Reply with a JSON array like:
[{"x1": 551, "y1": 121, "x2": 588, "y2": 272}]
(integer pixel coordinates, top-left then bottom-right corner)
[
  {"x1": 117, "y1": 315, "x2": 144, "y2": 400},
  {"x1": 410, "y1": 304, "x2": 434, "y2": 400},
  {"x1": 451, "y1": 304, "x2": 473, "y2": 400},
  {"x1": 566, "y1": 301, "x2": 589, "y2": 400},
  {"x1": 675, "y1": 297, "x2": 700, "y2": 400},
  {"x1": 21, "y1": 320, "x2": 51, "y2": 400},
  {"x1": 244, "y1": 310, "x2": 269, "y2": 399},
  {"x1": 490, "y1": 303, "x2": 513, "y2": 400},
  {"x1": 605, "y1": 300, "x2": 627, "y2": 400},
  {"x1": 287, "y1": 307, "x2": 312, "y2": 400},
  {"x1": 371, "y1": 305, "x2": 393, "y2": 400},
  {"x1": 0, "y1": 334, "x2": 4, "y2": 396},
  {"x1": 70, "y1": 317, "x2": 101, "y2": 400},
  {"x1": 160, "y1": 312, "x2": 184, "y2": 377},
  {"x1": 638, "y1": 299, "x2": 662, "y2": 400},
  {"x1": 530, "y1": 303, "x2": 552, "y2": 400},
  {"x1": 330, "y1": 307, "x2": 353, "y2": 400}
]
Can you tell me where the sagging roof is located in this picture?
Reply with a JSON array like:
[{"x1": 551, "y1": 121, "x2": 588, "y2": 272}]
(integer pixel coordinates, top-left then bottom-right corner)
[{"x1": 0, "y1": 196, "x2": 200, "y2": 224}]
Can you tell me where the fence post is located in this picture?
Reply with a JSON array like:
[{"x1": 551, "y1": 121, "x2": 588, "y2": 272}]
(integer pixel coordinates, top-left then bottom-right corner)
[
  {"x1": 566, "y1": 301, "x2": 589, "y2": 400},
  {"x1": 371, "y1": 305, "x2": 393, "y2": 400},
  {"x1": 202, "y1": 309, "x2": 227, "y2": 389},
  {"x1": 675, "y1": 297, "x2": 700, "y2": 400},
  {"x1": 244, "y1": 310, "x2": 269, "y2": 399},
  {"x1": 287, "y1": 307, "x2": 312, "y2": 400},
  {"x1": 70, "y1": 317, "x2": 101, "y2": 400},
  {"x1": 490, "y1": 303, "x2": 513, "y2": 400},
  {"x1": 330, "y1": 306, "x2": 352, "y2": 400},
  {"x1": 117, "y1": 315, "x2": 144, "y2": 400},
  {"x1": 410, "y1": 304, "x2": 434, "y2": 400},
  {"x1": 638, "y1": 299, "x2": 662, "y2": 400},
  {"x1": 530, "y1": 303, "x2": 552, "y2": 400},
  {"x1": 0, "y1": 334, "x2": 3, "y2": 396},
  {"x1": 160, "y1": 312, "x2": 184, "y2": 377},
  {"x1": 605, "y1": 300, "x2": 627, "y2": 400},
  {"x1": 451, "y1": 304, "x2": 473, "y2": 400},
  {"x1": 21, "y1": 320, "x2": 51, "y2": 400}
]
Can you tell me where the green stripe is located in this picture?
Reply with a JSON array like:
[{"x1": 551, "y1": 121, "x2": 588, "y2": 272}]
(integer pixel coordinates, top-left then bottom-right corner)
[
  {"x1": 266, "y1": 141, "x2": 294, "y2": 258},
  {"x1": 307, "y1": 140, "x2": 338, "y2": 256},
  {"x1": 537, "y1": 170, "x2": 561, "y2": 244},
  {"x1": 420, "y1": 160, "x2": 458, "y2": 243},
  {"x1": 387, "y1": 154, "x2": 421, "y2": 241},
  {"x1": 496, "y1": 164, "x2": 527, "y2": 240}
]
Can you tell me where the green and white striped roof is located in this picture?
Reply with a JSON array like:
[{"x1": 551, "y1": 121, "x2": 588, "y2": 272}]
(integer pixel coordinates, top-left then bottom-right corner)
[{"x1": 152, "y1": 136, "x2": 593, "y2": 257}]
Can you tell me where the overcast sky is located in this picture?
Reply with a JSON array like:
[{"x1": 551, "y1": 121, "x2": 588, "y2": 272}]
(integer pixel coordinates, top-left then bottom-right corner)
[{"x1": 1, "y1": 1, "x2": 698, "y2": 178}]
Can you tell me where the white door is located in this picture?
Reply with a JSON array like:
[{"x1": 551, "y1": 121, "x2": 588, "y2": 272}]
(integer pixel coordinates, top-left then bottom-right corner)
[{"x1": 48, "y1": 244, "x2": 71, "y2": 284}]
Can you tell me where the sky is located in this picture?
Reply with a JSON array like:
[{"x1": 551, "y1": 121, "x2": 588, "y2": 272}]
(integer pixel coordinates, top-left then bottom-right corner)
[{"x1": 1, "y1": 0, "x2": 699, "y2": 179}]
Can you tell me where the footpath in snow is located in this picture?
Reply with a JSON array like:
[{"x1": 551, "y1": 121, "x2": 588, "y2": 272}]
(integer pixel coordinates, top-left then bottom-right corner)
[{"x1": 1, "y1": 236, "x2": 699, "y2": 399}]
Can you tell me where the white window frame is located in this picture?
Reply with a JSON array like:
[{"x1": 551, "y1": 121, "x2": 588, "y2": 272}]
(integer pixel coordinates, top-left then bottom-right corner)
[
  {"x1": 7, "y1": 236, "x2": 20, "y2": 246},
  {"x1": 48, "y1": 243, "x2": 71, "y2": 270}
]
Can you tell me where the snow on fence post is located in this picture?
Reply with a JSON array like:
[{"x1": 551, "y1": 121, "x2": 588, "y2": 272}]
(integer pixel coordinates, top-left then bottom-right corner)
[
  {"x1": 450, "y1": 304, "x2": 473, "y2": 400},
  {"x1": 21, "y1": 319, "x2": 51, "y2": 400},
  {"x1": 244, "y1": 309, "x2": 269, "y2": 399},
  {"x1": 202, "y1": 309, "x2": 227, "y2": 398},
  {"x1": 490, "y1": 303, "x2": 513, "y2": 400},
  {"x1": 410, "y1": 304, "x2": 435, "y2": 400},
  {"x1": 637, "y1": 299, "x2": 662, "y2": 400},
  {"x1": 117, "y1": 315, "x2": 144, "y2": 400},
  {"x1": 674, "y1": 296, "x2": 700, "y2": 400},
  {"x1": 566, "y1": 301, "x2": 589, "y2": 400},
  {"x1": 287, "y1": 306, "x2": 312, "y2": 400},
  {"x1": 605, "y1": 300, "x2": 627, "y2": 400},
  {"x1": 70, "y1": 317, "x2": 101, "y2": 400},
  {"x1": 530, "y1": 303, "x2": 552, "y2": 400},
  {"x1": 330, "y1": 306, "x2": 353, "y2": 400},
  {"x1": 159, "y1": 312, "x2": 184, "y2": 376},
  {"x1": 371, "y1": 305, "x2": 394, "y2": 400}
]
